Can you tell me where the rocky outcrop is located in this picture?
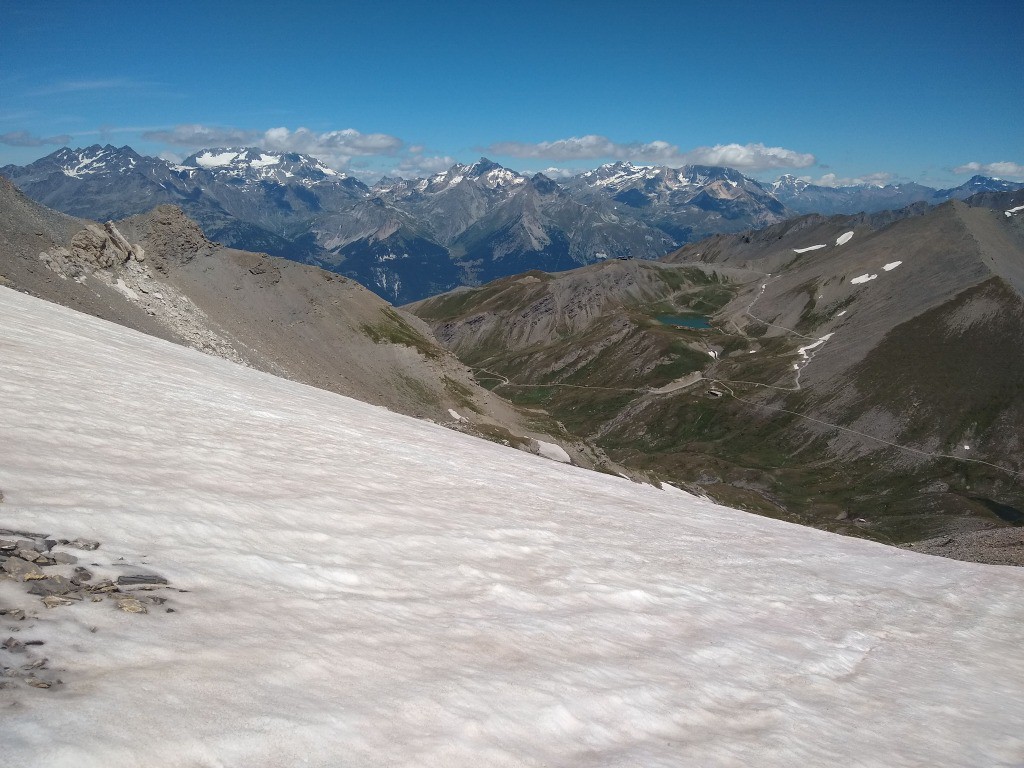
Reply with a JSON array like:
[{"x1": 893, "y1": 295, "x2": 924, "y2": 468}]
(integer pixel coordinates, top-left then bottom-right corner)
[
  {"x1": 125, "y1": 205, "x2": 216, "y2": 272},
  {"x1": 68, "y1": 221, "x2": 144, "y2": 267},
  {"x1": 39, "y1": 221, "x2": 144, "y2": 276}
]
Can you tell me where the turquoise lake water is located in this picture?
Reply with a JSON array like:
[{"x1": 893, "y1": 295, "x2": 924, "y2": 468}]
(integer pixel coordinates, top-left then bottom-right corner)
[{"x1": 657, "y1": 315, "x2": 711, "y2": 329}]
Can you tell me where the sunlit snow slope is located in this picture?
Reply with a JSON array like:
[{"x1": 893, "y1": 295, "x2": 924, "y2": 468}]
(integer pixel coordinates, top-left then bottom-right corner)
[{"x1": 1, "y1": 286, "x2": 1022, "y2": 768}]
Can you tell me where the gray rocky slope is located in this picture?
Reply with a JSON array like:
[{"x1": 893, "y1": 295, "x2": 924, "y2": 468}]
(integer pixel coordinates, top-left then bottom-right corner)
[{"x1": 0, "y1": 176, "x2": 597, "y2": 468}]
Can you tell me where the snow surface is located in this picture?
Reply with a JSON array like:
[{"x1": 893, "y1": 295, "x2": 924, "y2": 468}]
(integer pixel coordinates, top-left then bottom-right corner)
[
  {"x1": 836, "y1": 231, "x2": 855, "y2": 245},
  {"x1": 1005, "y1": 204, "x2": 1024, "y2": 217},
  {"x1": 792, "y1": 244, "x2": 827, "y2": 254},
  {"x1": 796, "y1": 333, "x2": 834, "y2": 360},
  {"x1": 850, "y1": 273, "x2": 878, "y2": 284},
  {"x1": 1, "y1": 287, "x2": 1023, "y2": 767},
  {"x1": 535, "y1": 440, "x2": 572, "y2": 464},
  {"x1": 249, "y1": 153, "x2": 281, "y2": 168},
  {"x1": 193, "y1": 150, "x2": 240, "y2": 168},
  {"x1": 882, "y1": 261, "x2": 903, "y2": 271}
]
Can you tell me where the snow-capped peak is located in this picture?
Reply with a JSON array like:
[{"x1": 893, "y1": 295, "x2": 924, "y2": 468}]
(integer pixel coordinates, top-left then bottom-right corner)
[
  {"x1": 54, "y1": 144, "x2": 143, "y2": 178},
  {"x1": 407, "y1": 158, "x2": 526, "y2": 194},
  {"x1": 181, "y1": 147, "x2": 348, "y2": 186}
]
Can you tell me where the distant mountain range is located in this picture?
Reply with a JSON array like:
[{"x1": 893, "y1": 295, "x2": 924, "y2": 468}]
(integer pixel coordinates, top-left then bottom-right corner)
[{"x1": 3, "y1": 145, "x2": 1020, "y2": 303}]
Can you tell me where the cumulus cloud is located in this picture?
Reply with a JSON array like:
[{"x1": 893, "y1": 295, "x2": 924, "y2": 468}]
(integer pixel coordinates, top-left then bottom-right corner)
[
  {"x1": 142, "y1": 124, "x2": 257, "y2": 147},
  {"x1": 797, "y1": 171, "x2": 894, "y2": 188},
  {"x1": 142, "y1": 124, "x2": 404, "y2": 169},
  {"x1": 0, "y1": 130, "x2": 72, "y2": 147},
  {"x1": 487, "y1": 135, "x2": 815, "y2": 171},
  {"x1": 535, "y1": 167, "x2": 578, "y2": 179},
  {"x1": 391, "y1": 155, "x2": 458, "y2": 177},
  {"x1": 684, "y1": 143, "x2": 816, "y2": 170},
  {"x1": 953, "y1": 161, "x2": 1024, "y2": 179}
]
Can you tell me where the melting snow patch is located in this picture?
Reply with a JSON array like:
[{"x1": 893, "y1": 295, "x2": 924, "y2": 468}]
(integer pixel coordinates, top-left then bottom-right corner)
[
  {"x1": 850, "y1": 273, "x2": 877, "y2": 285},
  {"x1": 837, "y1": 310, "x2": 847, "y2": 317},
  {"x1": 535, "y1": 440, "x2": 572, "y2": 463},
  {"x1": 792, "y1": 244, "x2": 827, "y2": 254},
  {"x1": 1005, "y1": 205, "x2": 1024, "y2": 217},
  {"x1": 836, "y1": 231, "x2": 855, "y2": 246},
  {"x1": 796, "y1": 333, "x2": 833, "y2": 361},
  {"x1": 447, "y1": 409, "x2": 467, "y2": 423},
  {"x1": 882, "y1": 261, "x2": 902, "y2": 271}
]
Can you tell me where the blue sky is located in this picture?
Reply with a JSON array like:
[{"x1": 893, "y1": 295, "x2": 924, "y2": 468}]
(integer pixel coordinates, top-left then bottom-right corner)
[{"x1": 1, "y1": 0, "x2": 1022, "y2": 185}]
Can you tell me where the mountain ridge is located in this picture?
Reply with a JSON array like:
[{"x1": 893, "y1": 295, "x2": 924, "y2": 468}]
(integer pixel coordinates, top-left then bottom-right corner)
[{"x1": 3, "y1": 145, "x2": 1021, "y2": 304}]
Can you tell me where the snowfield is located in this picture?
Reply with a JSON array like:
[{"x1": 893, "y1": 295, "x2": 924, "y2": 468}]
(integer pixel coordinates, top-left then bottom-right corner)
[
  {"x1": 792, "y1": 243, "x2": 827, "y2": 254},
  {"x1": 1, "y1": 287, "x2": 1023, "y2": 767}
]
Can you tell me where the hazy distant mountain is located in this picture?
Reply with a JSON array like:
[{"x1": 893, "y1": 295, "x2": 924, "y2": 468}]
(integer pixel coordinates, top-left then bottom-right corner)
[
  {"x1": 769, "y1": 173, "x2": 1024, "y2": 215},
  {"x1": 562, "y1": 162, "x2": 789, "y2": 241}
]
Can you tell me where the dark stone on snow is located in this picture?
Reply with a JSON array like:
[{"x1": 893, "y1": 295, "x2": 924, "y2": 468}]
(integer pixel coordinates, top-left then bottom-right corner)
[
  {"x1": 27, "y1": 576, "x2": 79, "y2": 596},
  {"x1": 0, "y1": 528, "x2": 49, "y2": 540},
  {"x1": 116, "y1": 573, "x2": 168, "y2": 586},
  {"x1": 66, "y1": 538, "x2": 100, "y2": 551},
  {"x1": 2, "y1": 556, "x2": 44, "y2": 580}
]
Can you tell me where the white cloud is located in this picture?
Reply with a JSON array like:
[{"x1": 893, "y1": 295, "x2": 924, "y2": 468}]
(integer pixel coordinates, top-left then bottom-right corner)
[
  {"x1": 142, "y1": 124, "x2": 404, "y2": 170},
  {"x1": 953, "y1": 161, "x2": 1024, "y2": 179},
  {"x1": 535, "y1": 167, "x2": 577, "y2": 179},
  {"x1": 797, "y1": 171, "x2": 894, "y2": 188},
  {"x1": 143, "y1": 124, "x2": 258, "y2": 147},
  {"x1": 391, "y1": 155, "x2": 458, "y2": 177},
  {"x1": 685, "y1": 143, "x2": 816, "y2": 170},
  {"x1": 0, "y1": 130, "x2": 72, "y2": 147},
  {"x1": 487, "y1": 135, "x2": 815, "y2": 171}
]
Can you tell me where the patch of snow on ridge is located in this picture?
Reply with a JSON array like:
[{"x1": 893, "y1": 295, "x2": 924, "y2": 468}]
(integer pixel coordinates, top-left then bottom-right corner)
[
  {"x1": 796, "y1": 333, "x2": 833, "y2": 360},
  {"x1": 793, "y1": 244, "x2": 827, "y2": 254},
  {"x1": 883, "y1": 261, "x2": 902, "y2": 271},
  {"x1": 1, "y1": 287, "x2": 1022, "y2": 767},
  {"x1": 836, "y1": 231, "x2": 855, "y2": 245},
  {"x1": 194, "y1": 151, "x2": 240, "y2": 168},
  {"x1": 535, "y1": 440, "x2": 572, "y2": 463},
  {"x1": 1005, "y1": 205, "x2": 1024, "y2": 217},
  {"x1": 850, "y1": 273, "x2": 877, "y2": 284},
  {"x1": 250, "y1": 154, "x2": 281, "y2": 168}
]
